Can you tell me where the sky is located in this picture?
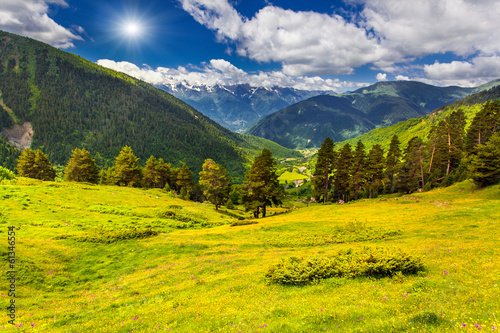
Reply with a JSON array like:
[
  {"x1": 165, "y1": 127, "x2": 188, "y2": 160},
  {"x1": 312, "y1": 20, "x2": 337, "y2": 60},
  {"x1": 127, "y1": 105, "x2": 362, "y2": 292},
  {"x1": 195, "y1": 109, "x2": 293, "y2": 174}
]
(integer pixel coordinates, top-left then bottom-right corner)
[{"x1": 1, "y1": 0, "x2": 500, "y2": 92}]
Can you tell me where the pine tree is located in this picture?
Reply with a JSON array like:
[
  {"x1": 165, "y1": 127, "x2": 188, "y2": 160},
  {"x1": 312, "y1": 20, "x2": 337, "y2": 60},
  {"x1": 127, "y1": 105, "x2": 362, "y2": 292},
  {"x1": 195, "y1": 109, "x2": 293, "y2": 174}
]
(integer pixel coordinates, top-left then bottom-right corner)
[
  {"x1": 64, "y1": 148, "x2": 99, "y2": 183},
  {"x1": 397, "y1": 137, "x2": 425, "y2": 193},
  {"x1": 312, "y1": 137, "x2": 335, "y2": 203},
  {"x1": 113, "y1": 146, "x2": 142, "y2": 187},
  {"x1": 385, "y1": 135, "x2": 401, "y2": 193},
  {"x1": 365, "y1": 144, "x2": 385, "y2": 198},
  {"x1": 471, "y1": 132, "x2": 500, "y2": 187},
  {"x1": 199, "y1": 159, "x2": 232, "y2": 210},
  {"x1": 16, "y1": 149, "x2": 56, "y2": 181},
  {"x1": 143, "y1": 156, "x2": 170, "y2": 189},
  {"x1": 244, "y1": 148, "x2": 283, "y2": 218},
  {"x1": 349, "y1": 140, "x2": 366, "y2": 200},
  {"x1": 333, "y1": 143, "x2": 352, "y2": 202},
  {"x1": 176, "y1": 163, "x2": 194, "y2": 198},
  {"x1": 465, "y1": 101, "x2": 500, "y2": 154}
]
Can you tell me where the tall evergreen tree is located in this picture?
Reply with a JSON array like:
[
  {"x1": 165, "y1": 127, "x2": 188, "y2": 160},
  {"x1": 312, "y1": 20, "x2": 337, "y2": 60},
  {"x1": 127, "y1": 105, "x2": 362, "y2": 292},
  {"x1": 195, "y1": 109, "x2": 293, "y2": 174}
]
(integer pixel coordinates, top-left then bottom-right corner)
[
  {"x1": 311, "y1": 137, "x2": 335, "y2": 203},
  {"x1": 385, "y1": 135, "x2": 401, "y2": 193},
  {"x1": 365, "y1": 144, "x2": 385, "y2": 198},
  {"x1": 113, "y1": 146, "x2": 142, "y2": 187},
  {"x1": 465, "y1": 101, "x2": 500, "y2": 154},
  {"x1": 244, "y1": 148, "x2": 283, "y2": 218},
  {"x1": 333, "y1": 143, "x2": 352, "y2": 202},
  {"x1": 349, "y1": 140, "x2": 366, "y2": 200},
  {"x1": 398, "y1": 137, "x2": 425, "y2": 193},
  {"x1": 143, "y1": 156, "x2": 171, "y2": 189},
  {"x1": 199, "y1": 159, "x2": 232, "y2": 210},
  {"x1": 471, "y1": 132, "x2": 500, "y2": 187},
  {"x1": 64, "y1": 148, "x2": 99, "y2": 183},
  {"x1": 16, "y1": 149, "x2": 56, "y2": 181},
  {"x1": 176, "y1": 163, "x2": 194, "y2": 198}
]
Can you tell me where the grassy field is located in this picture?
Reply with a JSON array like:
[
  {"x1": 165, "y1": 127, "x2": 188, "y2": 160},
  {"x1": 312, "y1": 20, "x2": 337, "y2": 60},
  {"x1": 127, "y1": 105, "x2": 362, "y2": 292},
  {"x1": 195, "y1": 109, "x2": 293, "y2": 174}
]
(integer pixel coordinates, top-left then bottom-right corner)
[{"x1": 0, "y1": 178, "x2": 498, "y2": 332}]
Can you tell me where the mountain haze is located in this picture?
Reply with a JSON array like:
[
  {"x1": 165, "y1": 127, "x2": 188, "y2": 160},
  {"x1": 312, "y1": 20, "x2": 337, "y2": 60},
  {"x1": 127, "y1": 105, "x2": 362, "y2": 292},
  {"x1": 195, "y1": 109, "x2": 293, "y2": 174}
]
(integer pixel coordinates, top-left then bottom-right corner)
[{"x1": 247, "y1": 80, "x2": 500, "y2": 149}]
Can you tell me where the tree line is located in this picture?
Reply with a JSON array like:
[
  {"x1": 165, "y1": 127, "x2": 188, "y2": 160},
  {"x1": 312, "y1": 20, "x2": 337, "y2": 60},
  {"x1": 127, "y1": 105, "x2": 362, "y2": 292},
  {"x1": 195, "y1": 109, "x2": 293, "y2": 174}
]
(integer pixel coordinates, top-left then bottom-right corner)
[
  {"x1": 311, "y1": 101, "x2": 500, "y2": 203},
  {"x1": 12, "y1": 144, "x2": 284, "y2": 218}
]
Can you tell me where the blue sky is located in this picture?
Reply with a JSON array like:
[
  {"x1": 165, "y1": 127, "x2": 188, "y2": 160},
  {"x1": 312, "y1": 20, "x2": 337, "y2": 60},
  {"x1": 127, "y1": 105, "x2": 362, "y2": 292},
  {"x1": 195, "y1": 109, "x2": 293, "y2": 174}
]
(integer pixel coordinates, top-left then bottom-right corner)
[{"x1": 1, "y1": 0, "x2": 500, "y2": 91}]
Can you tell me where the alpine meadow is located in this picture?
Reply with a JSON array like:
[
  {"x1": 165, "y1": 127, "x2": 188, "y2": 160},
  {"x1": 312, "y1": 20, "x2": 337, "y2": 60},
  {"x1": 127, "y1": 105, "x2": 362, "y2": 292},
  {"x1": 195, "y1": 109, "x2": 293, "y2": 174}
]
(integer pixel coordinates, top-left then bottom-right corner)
[{"x1": 1, "y1": 1, "x2": 500, "y2": 332}]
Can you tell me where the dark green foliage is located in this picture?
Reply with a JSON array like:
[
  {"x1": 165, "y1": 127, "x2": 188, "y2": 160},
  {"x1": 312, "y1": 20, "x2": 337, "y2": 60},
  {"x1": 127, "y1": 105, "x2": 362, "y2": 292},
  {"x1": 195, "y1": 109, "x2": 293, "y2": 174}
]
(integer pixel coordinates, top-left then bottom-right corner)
[
  {"x1": 0, "y1": 30, "x2": 250, "y2": 179},
  {"x1": 311, "y1": 137, "x2": 335, "y2": 202},
  {"x1": 199, "y1": 159, "x2": 232, "y2": 210},
  {"x1": 112, "y1": 146, "x2": 142, "y2": 187},
  {"x1": 0, "y1": 136, "x2": 20, "y2": 170},
  {"x1": 175, "y1": 163, "x2": 194, "y2": 197},
  {"x1": 365, "y1": 144, "x2": 385, "y2": 198},
  {"x1": 265, "y1": 247, "x2": 424, "y2": 285},
  {"x1": 471, "y1": 132, "x2": 500, "y2": 186},
  {"x1": 16, "y1": 148, "x2": 56, "y2": 180},
  {"x1": 333, "y1": 143, "x2": 352, "y2": 202},
  {"x1": 385, "y1": 135, "x2": 401, "y2": 193},
  {"x1": 243, "y1": 148, "x2": 284, "y2": 218},
  {"x1": 349, "y1": 140, "x2": 367, "y2": 200},
  {"x1": 143, "y1": 156, "x2": 171, "y2": 189},
  {"x1": 398, "y1": 137, "x2": 425, "y2": 194},
  {"x1": 0, "y1": 104, "x2": 14, "y2": 128},
  {"x1": 465, "y1": 100, "x2": 500, "y2": 154},
  {"x1": 64, "y1": 148, "x2": 99, "y2": 183}
]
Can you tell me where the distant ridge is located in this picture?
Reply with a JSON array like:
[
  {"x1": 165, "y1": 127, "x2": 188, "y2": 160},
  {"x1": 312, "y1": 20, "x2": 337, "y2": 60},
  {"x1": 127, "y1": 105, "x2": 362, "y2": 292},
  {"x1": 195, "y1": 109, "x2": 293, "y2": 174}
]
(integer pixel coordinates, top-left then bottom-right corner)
[{"x1": 246, "y1": 80, "x2": 499, "y2": 149}]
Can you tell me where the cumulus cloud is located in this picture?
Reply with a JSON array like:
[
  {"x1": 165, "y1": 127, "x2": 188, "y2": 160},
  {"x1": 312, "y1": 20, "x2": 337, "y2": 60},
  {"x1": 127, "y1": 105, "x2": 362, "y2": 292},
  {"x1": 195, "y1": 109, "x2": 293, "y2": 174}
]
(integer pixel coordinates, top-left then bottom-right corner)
[
  {"x1": 0, "y1": 0, "x2": 83, "y2": 48},
  {"x1": 376, "y1": 73, "x2": 387, "y2": 81},
  {"x1": 97, "y1": 58, "x2": 369, "y2": 92},
  {"x1": 178, "y1": 0, "x2": 500, "y2": 85}
]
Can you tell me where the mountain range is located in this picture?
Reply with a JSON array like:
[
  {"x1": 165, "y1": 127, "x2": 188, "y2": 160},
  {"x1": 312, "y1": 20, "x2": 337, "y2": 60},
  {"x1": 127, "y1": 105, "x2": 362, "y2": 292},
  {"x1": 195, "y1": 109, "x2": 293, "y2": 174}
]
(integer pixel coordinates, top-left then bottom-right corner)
[
  {"x1": 158, "y1": 83, "x2": 333, "y2": 133},
  {"x1": 247, "y1": 80, "x2": 500, "y2": 149},
  {"x1": 0, "y1": 30, "x2": 298, "y2": 180}
]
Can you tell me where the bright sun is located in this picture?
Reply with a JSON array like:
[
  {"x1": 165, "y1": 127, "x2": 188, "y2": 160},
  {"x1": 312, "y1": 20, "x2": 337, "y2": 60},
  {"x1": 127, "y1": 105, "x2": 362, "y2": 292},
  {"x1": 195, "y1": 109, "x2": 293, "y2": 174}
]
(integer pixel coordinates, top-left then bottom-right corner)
[{"x1": 124, "y1": 22, "x2": 141, "y2": 36}]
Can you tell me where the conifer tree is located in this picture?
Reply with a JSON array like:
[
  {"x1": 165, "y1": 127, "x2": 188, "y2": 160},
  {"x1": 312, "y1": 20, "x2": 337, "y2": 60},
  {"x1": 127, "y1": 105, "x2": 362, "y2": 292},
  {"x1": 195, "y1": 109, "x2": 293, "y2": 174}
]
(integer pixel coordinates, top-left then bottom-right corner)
[
  {"x1": 385, "y1": 135, "x2": 401, "y2": 193},
  {"x1": 199, "y1": 159, "x2": 232, "y2": 210},
  {"x1": 465, "y1": 101, "x2": 500, "y2": 154},
  {"x1": 397, "y1": 137, "x2": 425, "y2": 193},
  {"x1": 16, "y1": 149, "x2": 56, "y2": 181},
  {"x1": 143, "y1": 156, "x2": 171, "y2": 189},
  {"x1": 471, "y1": 132, "x2": 500, "y2": 187},
  {"x1": 176, "y1": 163, "x2": 194, "y2": 198},
  {"x1": 312, "y1": 137, "x2": 335, "y2": 203},
  {"x1": 113, "y1": 146, "x2": 142, "y2": 187},
  {"x1": 64, "y1": 148, "x2": 99, "y2": 183},
  {"x1": 244, "y1": 148, "x2": 283, "y2": 218},
  {"x1": 333, "y1": 143, "x2": 352, "y2": 202},
  {"x1": 365, "y1": 144, "x2": 385, "y2": 198},
  {"x1": 349, "y1": 140, "x2": 366, "y2": 200}
]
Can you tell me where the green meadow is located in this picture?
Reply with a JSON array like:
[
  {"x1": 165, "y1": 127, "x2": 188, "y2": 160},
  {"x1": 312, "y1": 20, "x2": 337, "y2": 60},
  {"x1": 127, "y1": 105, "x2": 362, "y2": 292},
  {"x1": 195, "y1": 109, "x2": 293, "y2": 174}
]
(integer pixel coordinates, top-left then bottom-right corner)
[{"x1": 1, "y1": 178, "x2": 499, "y2": 332}]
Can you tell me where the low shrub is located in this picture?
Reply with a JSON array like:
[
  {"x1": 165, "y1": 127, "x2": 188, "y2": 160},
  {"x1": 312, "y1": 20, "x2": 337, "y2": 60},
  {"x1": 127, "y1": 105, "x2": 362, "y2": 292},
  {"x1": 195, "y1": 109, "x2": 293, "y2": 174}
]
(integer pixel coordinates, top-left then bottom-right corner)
[
  {"x1": 0, "y1": 166, "x2": 15, "y2": 181},
  {"x1": 265, "y1": 247, "x2": 424, "y2": 285},
  {"x1": 56, "y1": 228, "x2": 158, "y2": 244}
]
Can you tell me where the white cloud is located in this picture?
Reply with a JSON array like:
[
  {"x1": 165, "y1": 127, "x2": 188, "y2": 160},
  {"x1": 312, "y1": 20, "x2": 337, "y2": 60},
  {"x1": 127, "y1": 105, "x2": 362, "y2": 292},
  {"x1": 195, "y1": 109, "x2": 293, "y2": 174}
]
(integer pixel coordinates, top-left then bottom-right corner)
[
  {"x1": 96, "y1": 58, "x2": 369, "y2": 92},
  {"x1": 395, "y1": 75, "x2": 410, "y2": 81},
  {"x1": 376, "y1": 73, "x2": 387, "y2": 81},
  {"x1": 0, "y1": 0, "x2": 83, "y2": 48},
  {"x1": 178, "y1": 0, "x2": 500, "y2": 85}
]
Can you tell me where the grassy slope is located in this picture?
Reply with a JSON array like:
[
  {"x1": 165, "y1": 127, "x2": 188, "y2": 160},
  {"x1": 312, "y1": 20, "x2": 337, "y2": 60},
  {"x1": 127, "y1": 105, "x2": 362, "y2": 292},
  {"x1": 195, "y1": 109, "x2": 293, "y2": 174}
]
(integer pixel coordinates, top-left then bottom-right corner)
[{"x1": 0, "y1": 179, "x2": 499, "y2": 332}]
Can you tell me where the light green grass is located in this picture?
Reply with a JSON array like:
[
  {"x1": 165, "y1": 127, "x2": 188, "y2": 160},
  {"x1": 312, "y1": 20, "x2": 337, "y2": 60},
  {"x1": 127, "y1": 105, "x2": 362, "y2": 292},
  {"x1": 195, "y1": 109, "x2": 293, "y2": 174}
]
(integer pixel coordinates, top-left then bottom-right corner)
[{"x1": 0, "y1": 178, "x2": 498, "y2": 332}]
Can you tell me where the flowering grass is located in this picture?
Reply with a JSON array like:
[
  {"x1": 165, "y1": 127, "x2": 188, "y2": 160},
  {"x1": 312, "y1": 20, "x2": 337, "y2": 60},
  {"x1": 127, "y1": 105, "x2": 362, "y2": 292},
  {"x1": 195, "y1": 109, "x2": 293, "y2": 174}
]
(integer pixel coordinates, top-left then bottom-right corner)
[{"x1": 0, "y1": 178, "x2": 498, "y2": 332}]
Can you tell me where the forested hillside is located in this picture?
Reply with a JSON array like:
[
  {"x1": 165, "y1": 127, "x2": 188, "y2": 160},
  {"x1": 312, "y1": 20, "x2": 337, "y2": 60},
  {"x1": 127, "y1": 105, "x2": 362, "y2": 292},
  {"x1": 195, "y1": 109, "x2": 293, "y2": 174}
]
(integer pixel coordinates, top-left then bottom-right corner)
[
  {"x1": 0, "y1": 31, "x2": 297, "y2": 179},
  {"x1": 247, "y1": 80, "x2": 499, "y2": 149}
]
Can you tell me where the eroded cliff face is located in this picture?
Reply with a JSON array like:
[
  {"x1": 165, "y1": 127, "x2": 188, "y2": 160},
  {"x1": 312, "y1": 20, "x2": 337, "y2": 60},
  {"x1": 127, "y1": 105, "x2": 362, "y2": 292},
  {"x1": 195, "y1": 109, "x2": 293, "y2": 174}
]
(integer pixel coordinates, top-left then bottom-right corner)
[{"x1": 1, "y1": 122, "x2": 33, "y2": 149}]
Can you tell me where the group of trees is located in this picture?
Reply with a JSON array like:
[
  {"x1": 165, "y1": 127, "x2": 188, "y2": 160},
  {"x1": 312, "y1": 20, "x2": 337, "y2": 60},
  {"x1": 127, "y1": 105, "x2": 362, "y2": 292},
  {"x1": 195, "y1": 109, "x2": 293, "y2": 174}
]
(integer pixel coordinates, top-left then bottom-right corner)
[
  {"x1": 12, "y1": 143, "x2": 284, "y2": 218},
  {"x1": 312, "y1": 101, "x2": 500, "y2": 203}
]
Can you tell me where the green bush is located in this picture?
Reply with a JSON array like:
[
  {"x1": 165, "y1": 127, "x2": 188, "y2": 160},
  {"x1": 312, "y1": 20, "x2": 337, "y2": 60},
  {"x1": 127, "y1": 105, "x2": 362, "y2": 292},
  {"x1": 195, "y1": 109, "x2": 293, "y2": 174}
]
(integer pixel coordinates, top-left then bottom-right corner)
[
  {"x1": 56, "y1": 228, "x2": 158, "y2": 244},
  {"x1": 0, "y1": 166, "x2": 15, "y2": 180},
  {"x1": 265, "y1": 247, "x2": 424, "y2": 285}
]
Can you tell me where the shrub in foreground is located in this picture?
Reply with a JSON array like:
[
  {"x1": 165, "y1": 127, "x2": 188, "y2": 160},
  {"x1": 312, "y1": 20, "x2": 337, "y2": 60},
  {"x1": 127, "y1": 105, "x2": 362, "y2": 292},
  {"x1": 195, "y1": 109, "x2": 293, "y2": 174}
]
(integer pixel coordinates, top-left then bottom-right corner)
[{"x1": 265, "y1": 247, "x2": 424, "y2": 285}]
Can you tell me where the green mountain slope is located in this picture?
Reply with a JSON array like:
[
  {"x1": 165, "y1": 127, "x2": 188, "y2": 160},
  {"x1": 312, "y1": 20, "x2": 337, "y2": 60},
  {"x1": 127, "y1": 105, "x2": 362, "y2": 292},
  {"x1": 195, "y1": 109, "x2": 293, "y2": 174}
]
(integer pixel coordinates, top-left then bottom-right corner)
[
  {"x1": 0, "y1": 30, "x2": 298, "y2": 179},
  {"x1": 247, "y1": 80, "x2": 500, "y2": 149},
  {"x1": 341, "y1": 85, "x2": 500, "y2": 150}
]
